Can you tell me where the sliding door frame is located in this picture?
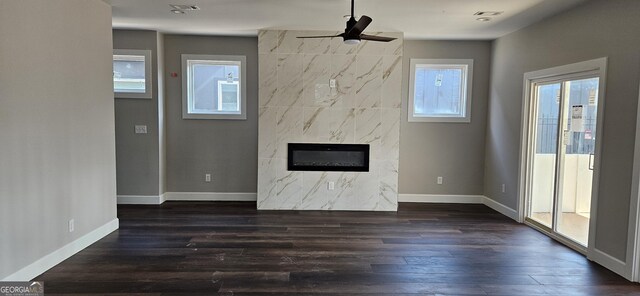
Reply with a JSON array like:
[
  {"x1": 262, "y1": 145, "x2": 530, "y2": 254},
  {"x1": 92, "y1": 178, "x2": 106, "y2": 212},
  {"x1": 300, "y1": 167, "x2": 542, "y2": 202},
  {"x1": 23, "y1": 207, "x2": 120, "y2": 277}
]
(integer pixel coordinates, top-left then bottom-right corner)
[
  {"x1": 630, "y1": 75, "x2": 640, "y2": 282},
  {"x1": 517, "y1": 57, "x2": 608, "y2": 257}
]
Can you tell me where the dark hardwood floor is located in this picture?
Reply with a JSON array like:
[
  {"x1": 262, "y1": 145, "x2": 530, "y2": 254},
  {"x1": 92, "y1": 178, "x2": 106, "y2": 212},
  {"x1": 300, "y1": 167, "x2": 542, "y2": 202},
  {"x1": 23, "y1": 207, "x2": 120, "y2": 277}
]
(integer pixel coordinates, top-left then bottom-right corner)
[{"x1": 36, "y1": 202, "x2": 640, "y2": 295}]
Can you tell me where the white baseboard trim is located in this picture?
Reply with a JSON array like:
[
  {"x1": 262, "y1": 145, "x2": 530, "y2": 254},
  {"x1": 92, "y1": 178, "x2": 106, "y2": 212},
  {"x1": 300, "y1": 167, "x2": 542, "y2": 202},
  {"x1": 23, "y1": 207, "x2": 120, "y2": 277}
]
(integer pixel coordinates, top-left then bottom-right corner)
[
  {"x1": 117, "y1": 192, "x2": 257, "y2": 203},
  {"x1": 589, "y1": 248, "x2": 630, "y2": 280},
  {"x1": 1, "y1": 218, "x2": 119, "y2": 281},
  {"x1": 398, "y1": 194, "x2": 484, "y2": 204},
  {"x1": 164, "y1": 192, "x2": 257, "y2": 201},
  {"x1": 397, "y1": 194, "x2": 519, "y2": 221},
  {"x1": 482, "y1": 196, "x2": 519, "y2": 221},
  {"x1": 160, "y1": 193, "x2": 167, "y2": 203},
  {"x1": 117, "y1": 194, "x2": 164, "y2": 205}
]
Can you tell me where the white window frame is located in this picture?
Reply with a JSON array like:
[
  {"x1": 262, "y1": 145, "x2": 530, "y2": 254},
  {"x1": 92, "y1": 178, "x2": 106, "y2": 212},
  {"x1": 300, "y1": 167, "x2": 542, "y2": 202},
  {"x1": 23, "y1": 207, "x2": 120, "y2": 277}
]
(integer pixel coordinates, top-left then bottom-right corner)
[
  {"x1": 181, "y1": 54, "x2": 247, "y2": 120},
  {"x1": 113, "y1": 49, "x2": 152, "y2": 99},
  {"x1": 408, "y1": 59, "x2": 473, "y2": 123}
]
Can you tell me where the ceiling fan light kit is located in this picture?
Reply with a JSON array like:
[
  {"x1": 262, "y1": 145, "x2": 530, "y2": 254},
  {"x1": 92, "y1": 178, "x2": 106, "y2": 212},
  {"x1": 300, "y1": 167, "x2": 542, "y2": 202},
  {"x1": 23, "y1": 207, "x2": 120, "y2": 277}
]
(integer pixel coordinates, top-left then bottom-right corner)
[
  {"x1": 297, "y1": 0, "x2": 396, "y2": 45},
  {"x1": 343, "y1": 38, "x2": 361, "y2": 45}
]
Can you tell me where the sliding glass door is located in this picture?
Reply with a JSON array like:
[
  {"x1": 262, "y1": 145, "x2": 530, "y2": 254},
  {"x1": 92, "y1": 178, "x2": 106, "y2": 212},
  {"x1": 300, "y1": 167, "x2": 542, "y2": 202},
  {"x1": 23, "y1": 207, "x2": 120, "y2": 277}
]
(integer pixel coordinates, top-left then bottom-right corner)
[
  {"x1": 529, "y1": 82, "x2": 562, "y2": 229},
  {"x1": 556, "y1": 77, "x2": 599, "y2": 245},
  {"x1": 526, "y1": 76, "x2": 600, "y2": 248}
]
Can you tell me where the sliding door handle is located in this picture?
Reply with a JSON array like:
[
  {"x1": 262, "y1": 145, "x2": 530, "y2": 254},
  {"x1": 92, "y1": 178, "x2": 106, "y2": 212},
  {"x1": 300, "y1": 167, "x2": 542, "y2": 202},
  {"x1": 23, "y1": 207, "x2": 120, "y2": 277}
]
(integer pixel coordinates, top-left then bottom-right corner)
[{"x1": 589, "y1": 153, "x2": 595, "y2": 170}]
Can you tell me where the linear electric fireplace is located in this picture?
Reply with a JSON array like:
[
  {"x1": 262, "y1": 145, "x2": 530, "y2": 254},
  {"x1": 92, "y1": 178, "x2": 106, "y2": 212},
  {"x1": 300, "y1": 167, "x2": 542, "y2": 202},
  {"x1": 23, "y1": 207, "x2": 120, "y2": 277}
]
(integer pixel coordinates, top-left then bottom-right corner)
[{"x1": 288, "y1": 143, "x2": 370, "y2": 172}]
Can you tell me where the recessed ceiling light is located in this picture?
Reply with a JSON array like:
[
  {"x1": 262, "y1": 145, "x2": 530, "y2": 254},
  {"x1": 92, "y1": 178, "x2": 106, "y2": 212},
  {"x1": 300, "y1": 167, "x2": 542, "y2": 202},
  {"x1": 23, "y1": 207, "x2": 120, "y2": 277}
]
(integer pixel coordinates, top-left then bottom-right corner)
[
  {"x1": 474, "y1": 11, "x2": 503, "y2": 16},
  {"x1": 476, "y1": 17, "x2": 492, "y2": 22},
  {"x1": 170, "y1": 9, "x2": 185, "y2": 14}
]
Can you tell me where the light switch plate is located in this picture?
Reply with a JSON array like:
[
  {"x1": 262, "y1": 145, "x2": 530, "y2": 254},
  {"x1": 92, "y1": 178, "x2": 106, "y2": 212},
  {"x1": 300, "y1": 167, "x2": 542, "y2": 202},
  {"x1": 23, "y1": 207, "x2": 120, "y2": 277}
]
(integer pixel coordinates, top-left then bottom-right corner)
[{"x1": 135, "y1": 125, "x2": 147, "y2": 134}]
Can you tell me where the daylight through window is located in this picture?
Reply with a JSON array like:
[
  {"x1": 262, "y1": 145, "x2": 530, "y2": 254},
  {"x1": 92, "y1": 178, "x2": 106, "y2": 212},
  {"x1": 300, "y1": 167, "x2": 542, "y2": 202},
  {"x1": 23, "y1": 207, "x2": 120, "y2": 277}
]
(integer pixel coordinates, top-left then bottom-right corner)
[
  {"x1": 409, "y1": 59, "x2": 473, "y2": 123},
  {"x1": 182, "y1": 55, "x2": 246, "y2": 120},
  {"x1": 113, "y1": 49, "x2": 152, "y2": 99}
]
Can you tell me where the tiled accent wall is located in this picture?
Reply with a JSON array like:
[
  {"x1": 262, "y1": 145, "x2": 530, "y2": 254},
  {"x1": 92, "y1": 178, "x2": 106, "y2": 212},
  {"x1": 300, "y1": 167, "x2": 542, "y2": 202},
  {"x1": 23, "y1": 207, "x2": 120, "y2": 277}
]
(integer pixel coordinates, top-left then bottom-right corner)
[{"x1": 257, "y1": 30, "x2": 402, "y2": 211}]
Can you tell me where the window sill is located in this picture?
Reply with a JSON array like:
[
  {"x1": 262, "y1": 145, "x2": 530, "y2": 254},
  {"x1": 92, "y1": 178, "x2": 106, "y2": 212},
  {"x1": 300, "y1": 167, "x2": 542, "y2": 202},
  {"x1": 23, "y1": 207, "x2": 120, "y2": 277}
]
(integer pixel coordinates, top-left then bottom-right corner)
[
  {"x1": 182, "y1": 112, "x2": 247, "y2": 120},
  {"x1": 408, "y1": 116, "x2": 471, "y2": 123},
  {"x1": 115, "y1": 92, "x2": 153, "y2": 100}
]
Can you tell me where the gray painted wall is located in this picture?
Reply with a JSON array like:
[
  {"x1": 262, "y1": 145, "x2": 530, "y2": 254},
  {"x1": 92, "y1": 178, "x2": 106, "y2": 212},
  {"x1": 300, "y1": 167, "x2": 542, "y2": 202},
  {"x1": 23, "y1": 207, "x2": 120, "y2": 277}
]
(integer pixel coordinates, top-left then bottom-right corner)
[
  {"x1": 164, "y1": 35, "x2": 258, "y2": 192},
  {"x1": 160, "y1": 36, "x2": 490, "y2": 196},
  {"x1": 485, "y1": 0, "x2": 640, "y2": 260},
  {"x1": 157, "y1": 32, "x2": 167, "y2": 194},
  {"x1": 400, "y1": 40, "x2": 491, "y2": 195},
  {"x1": 0, "y1": 0, "x2": 116, "y2": 278},
  {"x1": 113, "y1": 30, "x2": 161, "y2": 196}
]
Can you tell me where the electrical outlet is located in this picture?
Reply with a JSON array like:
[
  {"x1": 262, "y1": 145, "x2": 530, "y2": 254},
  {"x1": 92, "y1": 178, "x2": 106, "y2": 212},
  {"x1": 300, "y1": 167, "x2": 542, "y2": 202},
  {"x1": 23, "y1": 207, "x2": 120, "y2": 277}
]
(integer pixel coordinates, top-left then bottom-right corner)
[
  {"x1": 328, "y1": 181, "x2": 335, "y2": 190},
  {"x1": 135, "y1": 125, "x2": 147, "y2": 134},
  {"x1": 437, "y1": 176, "x2": 443, "y2": 185},
  {"x1": 501, "y1": 184, "x2": 506, "y2": 193},
  {"x1": 205, "y1": 174, "x2": 211, "y2": 182},
  {"x1": 68, "y1": 219, "x2": 74, "y2": 233},
  {"x1": 329, "y1": 79, "x2": 336, "y2": 88}
]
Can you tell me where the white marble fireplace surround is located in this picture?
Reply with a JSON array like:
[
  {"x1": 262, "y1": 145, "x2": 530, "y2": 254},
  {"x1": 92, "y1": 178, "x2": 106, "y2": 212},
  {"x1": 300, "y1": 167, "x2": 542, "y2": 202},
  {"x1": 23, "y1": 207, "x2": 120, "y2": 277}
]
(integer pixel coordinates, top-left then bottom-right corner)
[{"x1": 257, "y1": 30, "x2": 402, "y2": 211}]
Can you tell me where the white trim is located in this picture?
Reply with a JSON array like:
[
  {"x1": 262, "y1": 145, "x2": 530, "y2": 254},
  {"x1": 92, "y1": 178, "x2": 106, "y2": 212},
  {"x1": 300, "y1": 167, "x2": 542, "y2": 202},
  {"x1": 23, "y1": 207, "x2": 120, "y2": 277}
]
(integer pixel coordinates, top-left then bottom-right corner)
[
  {"x1": 113, "y1": 49, "x2": 153, "y2": 99},
  {"x1": 588, "y1": 248, "x2": 629, "y2": 279},
  {"x1": 1, "y1": 218, "x2": 119, "y2": 281},
  {"x1": 517, "y1": 68, "x2": 533, "y2": 224},
  {"x1": 398, "y1": 194, "x2": 483, "y2": 204},
  {"x1": 164, "y1": 192, "x2": 257, "y2": 201},
  {"x1": 628, "y1": 72, "x2": 640, "y2": 282},
  {"x1": 408, "y1": 59, "x2": 474, "y2": 123},
  {"x1": 397, "y1": 194, "x2": 519, "y2": 221},
  {"x1": 116, "y1": 192, "x2": 257, "y2": 204},
  {"x1": 117, "y1": 194, "x2": 165, "y2": 205},
  {"x1": 482, "y1": 196, "x2": 519, "y2": 221}
]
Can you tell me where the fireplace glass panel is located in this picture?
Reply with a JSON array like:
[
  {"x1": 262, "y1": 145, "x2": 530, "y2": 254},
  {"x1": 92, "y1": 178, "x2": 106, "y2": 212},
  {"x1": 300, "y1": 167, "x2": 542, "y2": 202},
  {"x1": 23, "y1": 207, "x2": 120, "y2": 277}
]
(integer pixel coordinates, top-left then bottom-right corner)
[{"x1": 288, "y1": 143, "x2": 369, "y2": 172}]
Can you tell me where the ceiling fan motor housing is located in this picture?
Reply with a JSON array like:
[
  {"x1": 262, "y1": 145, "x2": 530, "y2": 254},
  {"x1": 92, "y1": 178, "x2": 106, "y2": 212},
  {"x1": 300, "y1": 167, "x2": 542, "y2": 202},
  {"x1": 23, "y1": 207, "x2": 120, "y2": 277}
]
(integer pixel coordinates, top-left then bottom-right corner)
[{"x1": 344, "y1": 16, "x2": 360, "y2": 42}]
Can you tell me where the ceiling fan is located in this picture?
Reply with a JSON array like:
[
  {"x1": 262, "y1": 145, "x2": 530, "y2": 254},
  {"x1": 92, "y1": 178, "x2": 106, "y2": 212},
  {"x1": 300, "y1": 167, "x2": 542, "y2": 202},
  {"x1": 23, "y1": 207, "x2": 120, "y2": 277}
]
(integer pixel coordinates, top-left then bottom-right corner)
[{"x1": 297, "y1": 0, "x2": 397, "y2": 45}]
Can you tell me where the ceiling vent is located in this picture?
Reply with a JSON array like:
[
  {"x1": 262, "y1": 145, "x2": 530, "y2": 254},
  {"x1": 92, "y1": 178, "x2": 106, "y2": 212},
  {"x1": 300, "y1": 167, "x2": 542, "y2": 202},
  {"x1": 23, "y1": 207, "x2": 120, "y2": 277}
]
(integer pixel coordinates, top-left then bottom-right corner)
[
  {"x1": 170, "y1": 4, "x2": 200, "y2": 11},
  {"x1": 474, "y1": 11, "x2": 503, "y2": 16}
]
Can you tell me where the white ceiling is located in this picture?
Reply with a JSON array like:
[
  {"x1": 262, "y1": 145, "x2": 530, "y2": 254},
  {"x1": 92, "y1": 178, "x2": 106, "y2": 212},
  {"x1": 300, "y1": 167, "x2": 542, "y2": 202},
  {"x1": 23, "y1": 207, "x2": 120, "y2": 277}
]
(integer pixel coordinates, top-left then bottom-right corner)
[{"x1": 110, "y1": 0, "x2": 587, "y2": 40}]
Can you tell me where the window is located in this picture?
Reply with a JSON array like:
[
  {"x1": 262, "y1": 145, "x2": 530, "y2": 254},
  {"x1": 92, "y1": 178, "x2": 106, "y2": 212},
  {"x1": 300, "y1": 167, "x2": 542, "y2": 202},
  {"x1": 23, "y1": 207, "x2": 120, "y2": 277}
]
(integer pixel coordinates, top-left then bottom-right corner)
[
  {"x1": 113, "y1": 49, "x2": 152, "y2": 99},
  {"x1": 408, "y1": 59, "x2": 473, "y2": 122},
  {"x1": 182, "y1": 54, "x2": 246, "y2": 120}
]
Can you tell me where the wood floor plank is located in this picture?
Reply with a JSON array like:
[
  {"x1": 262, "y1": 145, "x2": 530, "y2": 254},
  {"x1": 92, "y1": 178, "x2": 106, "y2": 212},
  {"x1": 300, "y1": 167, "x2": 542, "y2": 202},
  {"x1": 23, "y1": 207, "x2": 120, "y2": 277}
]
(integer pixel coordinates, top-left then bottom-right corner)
[{"x1": 33, "y1": 201, "x2": 640, "y2": 295}]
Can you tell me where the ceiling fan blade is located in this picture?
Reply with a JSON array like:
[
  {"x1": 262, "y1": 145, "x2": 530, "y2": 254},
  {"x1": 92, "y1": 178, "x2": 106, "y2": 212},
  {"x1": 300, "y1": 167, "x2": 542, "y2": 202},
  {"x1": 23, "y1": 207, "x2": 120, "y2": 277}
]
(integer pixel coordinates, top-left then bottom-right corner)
[
  {"x1": 360, "y1": 34, "x2": 397, "y2": 42},
  {"x1": 346, "y1": 15, "x2": 372, "y2": 36},
  {"x1": 297, "y1": 34, "x2": 343, "y2": 39}
]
